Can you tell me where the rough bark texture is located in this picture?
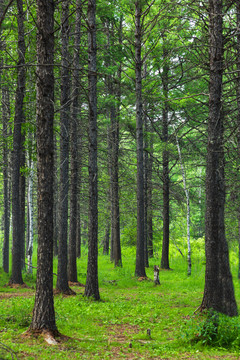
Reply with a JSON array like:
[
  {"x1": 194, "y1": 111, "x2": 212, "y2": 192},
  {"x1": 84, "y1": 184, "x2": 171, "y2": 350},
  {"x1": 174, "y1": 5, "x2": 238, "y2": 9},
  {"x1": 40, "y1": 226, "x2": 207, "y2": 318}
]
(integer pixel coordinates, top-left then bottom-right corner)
[
  {"x1": 84, "y1": 0, "x2": 100, "y2": 300},
  {"x1": 201, "y1": 0, "x2": 237, "y2": 316},
  {"x1": 147, "y1": 137, "x2": 154, "y2": 258},
  {"x1": 2, "y1": 86, "x2": 10, "y2": 273},
  {"x1": 56, "y1": 0, "x2": 71, "y2": 293},
  {"x1": 30, "y1": 0, "x2": 56, "y2": 331},
  {"x1": 161, "y1": 40, "x2": 170, "y2": 270},
  {"x1": 135, "y1": 1, "x2": 146, "y2": 278},
  {"x1": 68, "y1": 0, "x2": 82, "y2": 282},
  {"x1": 10, "y1": 0, "x2": 26, "y2": 285},
  {"x1": 110, "y1": 19, "x2": 122, "y2": 267},
  {"x1": 236, "y1": 2, "x2": 240, "y2": 280}
]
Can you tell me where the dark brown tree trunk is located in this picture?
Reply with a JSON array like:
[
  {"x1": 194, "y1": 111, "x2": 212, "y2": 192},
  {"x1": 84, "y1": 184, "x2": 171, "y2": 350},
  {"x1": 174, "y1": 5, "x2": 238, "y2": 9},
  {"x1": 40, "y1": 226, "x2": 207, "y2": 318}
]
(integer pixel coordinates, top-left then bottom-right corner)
[
  {"x1": 68, "y1": 0, "x2": 82, "y2": 283},
  {"x1": 110, "y1": 19, "x2": 122, "y2": 267},
  {"x1": 30, "y1": 0, "x2": 57, "y2": 331},
  {"x1": 84, "y1": 0, "x2": 100, "y2": 300},
  {"x1": 147, "y1": 135, "x2": 154, "y2": 258},
  {"x1": 53, "y1": 129, "x2": 59, "y2": 257},
  {"x1": 56, "y1": 0, "x2": 72, "y2": 294},
  {"x1": 10, "y1": 0, "x2": 26, "y2": 285},
  {"x1": 20, "y1": 130, "x2": 26, "y2": 270},
  {"x1": 161, "y1": 39, "x2": 170, "y2": 270},
  {"x1": 236, "y1": 2, "x2": 240, "y2": 280},
  {"x1": 2, "y1": 85, "x2": 10, "y2": 273},
  {"x1": 201, "y1": 0, "x2": 237, "y2": 316},
  {"x1": 135, "y1": 1, "x2": 146, "y2": 278}
]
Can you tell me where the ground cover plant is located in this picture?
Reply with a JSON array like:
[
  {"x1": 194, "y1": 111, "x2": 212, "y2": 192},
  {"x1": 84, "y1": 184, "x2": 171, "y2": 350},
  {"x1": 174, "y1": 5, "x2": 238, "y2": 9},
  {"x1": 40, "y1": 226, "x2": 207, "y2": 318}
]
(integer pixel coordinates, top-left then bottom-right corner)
[{"x1": 1, "y1": 243, "x2": 240, "y2": 359}]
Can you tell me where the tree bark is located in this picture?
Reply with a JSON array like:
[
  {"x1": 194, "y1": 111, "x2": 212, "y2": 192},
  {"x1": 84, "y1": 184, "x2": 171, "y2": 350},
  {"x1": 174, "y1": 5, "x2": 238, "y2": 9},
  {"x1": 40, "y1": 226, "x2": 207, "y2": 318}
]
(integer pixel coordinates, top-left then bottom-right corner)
[
  {"x1": 135, "y1": 1, "x2": 146, "y2": 278},
  {"x1": 147, "y1": 135, "x2": 154, "y2": 258},
  {"x1": 10, "y1": 0, "x2": 26, "y2": 285},
  {"x1": 2, "y1": 85, "x2": 10, "y2": 273},
  {"x1": 30, "y1": 0, "x2": 57, "y2": 331},
  {"x1": 236, "y1": 2, "x2": 240, "y2": 280},
  {"x1": 161, "y1": 39, "x2": 170, "y2": 270},
  {"x1": 201, "y1": 0, "x2": 237, "y2": 316},
  {"x1": 56, "y1": 0, "x2": 72, "y2": 293},
  {"x1": 84, "y1": 0, "x2": 100, "y2": 300},
  {"x1": 68, "y1": 0, "x2": 82, "y2": 283}
]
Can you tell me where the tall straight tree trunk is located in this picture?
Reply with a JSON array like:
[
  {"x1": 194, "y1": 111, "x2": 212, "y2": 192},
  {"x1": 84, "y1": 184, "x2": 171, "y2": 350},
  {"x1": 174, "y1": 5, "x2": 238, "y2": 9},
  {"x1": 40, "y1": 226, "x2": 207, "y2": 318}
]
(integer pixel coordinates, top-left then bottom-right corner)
[
  {"x1": 10, "y1": 0, "x2": 26, "y2": 285},
  {"x1": 175, "y1": 129, "x2": 191, "y2": 276},
  {"x1": 236, "y1": 2, "x2": 240, "y2": 280},
  {"x1": 148, "y1": 135, "x2": 154, "y2": 258},
  {"x1": 26, "y1": 152, "x2": 34, "y2": 274},
  {"x1": 2, "y1": 85, "x2": 10, "y2": 273},
  {"x1": 20, "y1": 129, "x2": 26, "y2": 270},
  {"x1": 84, "y1": 0, "x2": 100, "y2": 300},
  {"x1": 110, "y1": 19, "x2": 122, "y2": 267},
  {"x1": 161, "y1": 39, "x2": 170, "y2": 270},
  {"x1": 135, "y1": 1, "x2": 146, "y2": 278},
  {"x1": 200, "y1": 0, "x2": 237, "y2": 316},
  {"x1": 68, "y1": 0, "x2": 82, "y2": 283},
  {"x1": 30, "y1": 0, "x2": 57, "y2": 333},
  {"x1": 143, "y1": 63, "x2": 149, "y2": 268},
  {"x1": 56, "y1": 0, "x2": 72, "y2": 294}
]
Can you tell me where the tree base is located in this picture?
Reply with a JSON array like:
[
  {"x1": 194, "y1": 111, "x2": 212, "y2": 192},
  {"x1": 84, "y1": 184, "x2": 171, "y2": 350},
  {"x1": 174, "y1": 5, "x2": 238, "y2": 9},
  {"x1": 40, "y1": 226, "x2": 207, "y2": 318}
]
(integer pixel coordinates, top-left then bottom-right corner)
[{"x1": 23, "y1": 329, "x2": 69, "y2": 345}]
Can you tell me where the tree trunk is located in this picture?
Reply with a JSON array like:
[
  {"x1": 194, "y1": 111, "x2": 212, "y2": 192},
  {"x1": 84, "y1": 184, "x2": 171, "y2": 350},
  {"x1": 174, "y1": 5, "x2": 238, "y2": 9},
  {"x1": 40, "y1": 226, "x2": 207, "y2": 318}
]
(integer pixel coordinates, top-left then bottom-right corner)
[
  {"x1": 56, "y1": 0, "x2": 72, "y2": 293},
  {"x1": 10, "y1": 0, "x2": 26, "y2": 285},
  {"x1": 147, "y1": 135, "x2": 154, "y2": 258},
  {"x1": 201, "y1": 0, "x2": 237, "y2": 316},
  {"x1": 161, "y1": 39, "x2": 170, "y2": 270},
  {"x1": 143, "y1": 64, "x2": 149, "y2": 268},
  {"x1": 2, "y1": 85, "x2": 10, "y2": 273},
  {"x1": 84, "y1": 0, "x2": 100, "y2": 300},
  {"x1": 30, "y1": 0, "x2": 57, "y2": 331},
  {"x1": 135, "y1": 1, "x2": 146, "y2": 278},
  {"x1": 68, "y1": 0, "x2": 82, "y2": 283},
  {"x1": 175, "y1": 128, "x2": 191, "y2": 276},
  {"x1": 236, "y1": 2, "x2": 240, "y2": 280},
  {"x1": 27, "y1": 155, "x2": 34, "y2": 274}
]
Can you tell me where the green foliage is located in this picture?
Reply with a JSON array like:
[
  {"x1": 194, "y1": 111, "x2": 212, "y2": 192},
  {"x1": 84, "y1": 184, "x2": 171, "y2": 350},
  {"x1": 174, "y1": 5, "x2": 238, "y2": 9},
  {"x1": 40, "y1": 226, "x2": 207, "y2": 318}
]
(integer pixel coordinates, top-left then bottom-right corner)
[{"x1": 182, "y1": 310, "x2": 240, "y2": 349}]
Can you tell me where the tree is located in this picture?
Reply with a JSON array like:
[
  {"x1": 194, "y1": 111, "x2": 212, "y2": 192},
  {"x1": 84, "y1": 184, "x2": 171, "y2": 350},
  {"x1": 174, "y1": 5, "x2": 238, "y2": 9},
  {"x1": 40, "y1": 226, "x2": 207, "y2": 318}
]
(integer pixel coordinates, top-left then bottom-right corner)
[
  {"x1": 68, "y1": 0, "x2": 82, "y2": 283},
  {"x1": 2, "y1": 84, "x2": 10, "y2": 273},
  {"x1": 135, "y1": 0, "x2": 146, "y2": 278},
  {"x1": 30, "y1": 0, "x2": 57, "y2": 334},
  {"x1": 160, "y1": 34, "x2": 170, "y2": 270},
  {"x1": 84, "y1": 0, "x2": 100, "y2": 300},
  {"x1": 56, "y1": 0, "x2": 73, "y2": 294},
  {"x1": 200, "y1": 0, "x2": 238, "y2": 316},
  {"x1": 10, "y1": 0, "x2": 26, "y2": 285}
]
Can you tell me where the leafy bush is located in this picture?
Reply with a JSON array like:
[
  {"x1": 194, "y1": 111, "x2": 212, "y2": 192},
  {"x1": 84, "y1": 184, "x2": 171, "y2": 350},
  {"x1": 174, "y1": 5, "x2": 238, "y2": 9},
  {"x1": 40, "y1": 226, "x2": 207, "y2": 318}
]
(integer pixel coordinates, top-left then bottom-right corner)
[{"x1": 182, "y1": 310, "x2": 240, "y2": 348}]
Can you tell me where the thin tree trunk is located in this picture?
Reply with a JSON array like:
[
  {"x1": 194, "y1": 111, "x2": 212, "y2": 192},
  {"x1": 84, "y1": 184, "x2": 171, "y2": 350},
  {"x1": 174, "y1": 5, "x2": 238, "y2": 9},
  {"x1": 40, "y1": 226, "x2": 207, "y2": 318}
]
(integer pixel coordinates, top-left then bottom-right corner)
[
  {"x1": 148, "y1": 135, "x2": 154, "y2": 258},
  {"x1": 68, "y1": 0, "x2": 82, "y2": 283},
  {"x1": 56, "y1": 0, "x2": 72, "y2": 294},
  {"x1": 27, "y1": 155, "x2": 34, "y2": 274},
  {"x1": 10, "y1": 0, "x2": 26, "y2": 285},
  {"x1": 2, "y1": 85, "x2": 10, "y2": 273},
  {"x1": 201, "y1": 0, "x2": 237, "y2": 316},
  {"x1": 161, "y1": 38, "x2": 170, "y2": 270},
  {"x1": 84, "y1": 0, "x2": 100, "y2": 300},
  {"x1": 135, "y1": 1, "x2": 146, "y2": 278},
  {"x1": 30, "y1": 0, "x2": 57, "y2": 332},
  {"x1": 175, "y1": 128, "x2": 191, "y2": 276}
]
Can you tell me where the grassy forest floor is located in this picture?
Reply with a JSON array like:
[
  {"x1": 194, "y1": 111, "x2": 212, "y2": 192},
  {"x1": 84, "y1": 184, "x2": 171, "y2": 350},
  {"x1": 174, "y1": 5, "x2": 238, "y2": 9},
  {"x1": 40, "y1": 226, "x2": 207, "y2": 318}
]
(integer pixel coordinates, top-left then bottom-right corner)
[{"x1": 1, "y1": 245, "x2": 240, "y2": 359}]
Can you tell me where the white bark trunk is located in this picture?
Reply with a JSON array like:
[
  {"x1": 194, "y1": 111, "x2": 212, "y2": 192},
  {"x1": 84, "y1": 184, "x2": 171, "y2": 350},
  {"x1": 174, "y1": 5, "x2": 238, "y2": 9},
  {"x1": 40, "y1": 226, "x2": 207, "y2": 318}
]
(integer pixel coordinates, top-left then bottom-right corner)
[
  {"x1": 175, "y1": 129, "x2": 191, "y2": 275},
  {"x1": 27, "y1": 158, "x2": 34, "y2": 274}
]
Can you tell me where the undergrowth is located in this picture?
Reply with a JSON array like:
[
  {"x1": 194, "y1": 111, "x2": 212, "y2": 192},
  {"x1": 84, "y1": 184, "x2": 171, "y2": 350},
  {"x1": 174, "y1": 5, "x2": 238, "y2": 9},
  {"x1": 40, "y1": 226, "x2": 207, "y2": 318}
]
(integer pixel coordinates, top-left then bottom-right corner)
[{"x1": 0, "y1": 244, "x2": 240, "y2": 359}]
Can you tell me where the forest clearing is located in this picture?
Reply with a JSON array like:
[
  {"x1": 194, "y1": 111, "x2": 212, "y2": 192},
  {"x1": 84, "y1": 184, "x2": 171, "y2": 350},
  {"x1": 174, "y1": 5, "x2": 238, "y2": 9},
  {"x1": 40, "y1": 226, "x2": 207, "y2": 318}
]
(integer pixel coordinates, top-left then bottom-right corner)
[{"x1": 1, "y1": 245, "x2": 240, "y2": 360}]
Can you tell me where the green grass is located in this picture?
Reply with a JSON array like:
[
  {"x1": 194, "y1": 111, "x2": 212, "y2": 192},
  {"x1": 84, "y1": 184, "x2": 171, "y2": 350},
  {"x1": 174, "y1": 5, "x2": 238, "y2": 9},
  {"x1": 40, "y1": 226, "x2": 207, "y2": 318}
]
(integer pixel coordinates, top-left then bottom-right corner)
[{"x1": 0, "y1": 243, "x2": 240, "y2": 359}]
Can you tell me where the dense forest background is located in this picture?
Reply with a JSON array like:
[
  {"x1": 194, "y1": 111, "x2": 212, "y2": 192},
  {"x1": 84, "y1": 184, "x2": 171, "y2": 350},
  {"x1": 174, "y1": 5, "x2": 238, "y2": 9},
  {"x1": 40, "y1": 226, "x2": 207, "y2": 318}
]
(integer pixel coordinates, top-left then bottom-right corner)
[{"x1": 0, "y1": 0, "x2": 239, "y2": 308}]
